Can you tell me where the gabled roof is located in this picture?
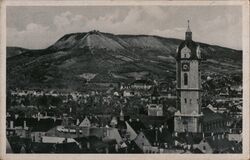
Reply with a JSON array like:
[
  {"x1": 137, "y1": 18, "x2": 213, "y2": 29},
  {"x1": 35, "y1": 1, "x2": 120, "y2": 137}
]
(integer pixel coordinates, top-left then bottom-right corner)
[
  {"x1": 205, "y1": 136, "x2": 236, "y2": 152},
  {"x1": 142, "y1": 129, "x2": 157, "y2": 145},
  {"x1": 140, "y1": 116, "x2": 169, "y2": 128},
  {"x1": 9, "y1": 117, "x2": 58, "y2": 132},
  {"x1": 127, "y1": 120, "x2": 146, "y2": 134},
  {"x1": 55, "y1": 142, "x2": 81, "y2": 153},
  {"x1": 42, "y1": 136, "x2": 77, "y2": 144},
  {"x1": 117, "y1": 120, "x2": 127, "y2": 130},
  {"x1": 6, "y1": 138, "x2": 13, "y2": 153},
  {"x1": 177, "y1": 132, "x2": 203, "y2": 145},
  {"x1": 31, "y1": 142, "x2": 54, "y2": 153},
  {"x1": 158, "y1": 128, "x2": 173, "y2": 144},
  {"x1": 142, "y1": 128, "x2": 173, "y2": 145},
  {"x1": 89, "y1": 116, "x2": 100, "y2": 124},
  {"x1": 127, "y1": 140, "x2": 143, "y2": 153},
  {"x1": 31, "y1": 118, "x2": 55, "y2": 132},
  {"x1": 202, "y1": 108, "x2": 227, "y2": 123}
]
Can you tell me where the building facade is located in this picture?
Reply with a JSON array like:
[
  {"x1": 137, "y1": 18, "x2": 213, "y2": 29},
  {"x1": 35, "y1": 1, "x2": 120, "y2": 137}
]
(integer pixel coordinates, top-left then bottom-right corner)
[{"x1": 174, "y1": 21, "x2": 203, "y2": 133}]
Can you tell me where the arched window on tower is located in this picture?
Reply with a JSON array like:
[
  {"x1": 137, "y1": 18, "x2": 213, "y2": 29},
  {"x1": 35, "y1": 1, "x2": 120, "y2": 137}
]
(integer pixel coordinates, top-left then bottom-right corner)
[{"x1": 184, "y1": 73, "x2": 188, "y2": 85}]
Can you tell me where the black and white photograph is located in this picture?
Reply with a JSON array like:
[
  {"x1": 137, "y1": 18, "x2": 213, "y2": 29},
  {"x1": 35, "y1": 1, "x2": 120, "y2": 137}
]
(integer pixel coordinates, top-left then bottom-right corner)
[{"x1": 1, "y1": 0, "x2": 249, "y2": 159}]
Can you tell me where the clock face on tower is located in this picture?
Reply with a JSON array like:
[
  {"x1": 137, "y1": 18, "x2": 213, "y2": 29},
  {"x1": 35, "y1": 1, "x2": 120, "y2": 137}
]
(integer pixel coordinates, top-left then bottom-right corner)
[{"x1": 182, "y1": 63, "x2": 190, "y2": 71}]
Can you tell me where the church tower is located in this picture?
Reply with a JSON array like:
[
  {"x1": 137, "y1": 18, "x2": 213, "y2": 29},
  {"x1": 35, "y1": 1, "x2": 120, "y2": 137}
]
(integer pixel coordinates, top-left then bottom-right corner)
[{"x1": 174, "y1": 20, "x2": 203, "y2": 133}]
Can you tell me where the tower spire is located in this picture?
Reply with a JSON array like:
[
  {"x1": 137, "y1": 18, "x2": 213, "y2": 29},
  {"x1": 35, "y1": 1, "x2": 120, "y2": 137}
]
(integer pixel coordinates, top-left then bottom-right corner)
[
  {"x1": 120, "y1": 106, "x2": 124, "y2": 121},
  {"x1": 185, "y1": 20, "x2": 192, "y2": 40}
]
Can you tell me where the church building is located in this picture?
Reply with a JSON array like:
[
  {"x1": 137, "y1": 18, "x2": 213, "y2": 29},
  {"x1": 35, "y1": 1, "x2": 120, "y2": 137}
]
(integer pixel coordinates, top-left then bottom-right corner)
[{"x1": 174, "y1": 20, "x2": 203, "y2": 133}]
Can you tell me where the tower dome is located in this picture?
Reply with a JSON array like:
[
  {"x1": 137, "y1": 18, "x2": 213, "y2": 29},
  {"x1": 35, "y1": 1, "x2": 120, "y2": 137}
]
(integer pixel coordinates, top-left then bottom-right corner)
[{"x1": 176, "y1": 20, "x2": 201, "y2": 61}]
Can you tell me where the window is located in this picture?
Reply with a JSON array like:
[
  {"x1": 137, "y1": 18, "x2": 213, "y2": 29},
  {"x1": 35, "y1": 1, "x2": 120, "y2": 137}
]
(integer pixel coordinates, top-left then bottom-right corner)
[
  {"x1": 184, "y1": 73, "x2": 188, "y2": 85},
  {"x1": 203, "y1": 146, "x2": 206, "y2": 150},
  {"x1": 184, "y1": 98, "x2": 187, "y2": 103},
  {"x1": 190, "y1": 99, "x2": 192, "y2": 104}
]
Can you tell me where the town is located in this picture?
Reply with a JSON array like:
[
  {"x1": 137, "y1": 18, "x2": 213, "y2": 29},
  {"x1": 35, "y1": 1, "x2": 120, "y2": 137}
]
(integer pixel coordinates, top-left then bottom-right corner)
[{"x1": 6, "y1": 23, "x2": 243, "y2": 154}]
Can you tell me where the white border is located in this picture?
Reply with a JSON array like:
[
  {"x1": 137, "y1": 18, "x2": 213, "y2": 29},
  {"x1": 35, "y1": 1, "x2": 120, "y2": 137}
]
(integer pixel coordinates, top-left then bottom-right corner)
[{"x1": 0, "y1": 1, "x2": 249, "y2": 160}]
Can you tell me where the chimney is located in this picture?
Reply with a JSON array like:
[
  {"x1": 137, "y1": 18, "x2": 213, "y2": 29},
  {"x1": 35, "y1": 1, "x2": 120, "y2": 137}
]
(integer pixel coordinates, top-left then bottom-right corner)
[
  {"x1": 76, "y1": 119, "x2": 80, "y2": 125},
  {"x1": 155, "y1": 128, "x2": 158, "y2": 144},
  {"x1": 212, "y1": 135, "x2": 215, "y2": 141},
  {"x1": 229, "y1": 128, "x2": 232, "y2": 134},
  {"x1": 23, "y1": 120, "x2": 27, "y2": 129},
  {"x1": 87, "y1": 142, "x2": 90, "y2": 149},
  {"x1": 10, "y1": 121, "x2": 14, "y2": 129},
  {"x1": 76, "y1": 127, "x2": 80, "y2": 137},
  {"x1": 115, "y1": 144, "x2": 119, "y2": 152},
  {"x1": 175, "y1": 132, "x2": 178, "y2": 137},
  {"x1": 159, "y1": 126, "x2": 163, "y2": 133},
  {"x1": 222, "y1": 133, "x2": 224, "y2": 139},
  {"x1": 105, "y1": 147, "x2": 109, "y2": 153},
  {"x1": 38, "y1": 112, "x2": 41, "y2": 121}
]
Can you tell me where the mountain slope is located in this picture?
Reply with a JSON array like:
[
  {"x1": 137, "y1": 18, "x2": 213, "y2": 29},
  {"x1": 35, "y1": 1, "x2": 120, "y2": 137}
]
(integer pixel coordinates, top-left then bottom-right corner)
[{"x1": 7, "y1": 30, "x2": 242, "y2": 90}]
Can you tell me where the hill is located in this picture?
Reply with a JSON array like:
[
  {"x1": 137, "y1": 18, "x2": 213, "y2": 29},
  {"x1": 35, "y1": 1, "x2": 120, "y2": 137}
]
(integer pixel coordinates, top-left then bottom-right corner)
[{"x1": 7, "y1": 30, "x2": 242, "y2": 90}]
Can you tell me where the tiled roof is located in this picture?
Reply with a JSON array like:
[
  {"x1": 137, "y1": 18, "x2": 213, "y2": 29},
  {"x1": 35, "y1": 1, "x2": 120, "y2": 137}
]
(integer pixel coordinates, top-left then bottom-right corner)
[
  {"x1": 142, "y1": 128, "x2": 173, "y2": 145},
  {"x1": 31, "y1": 142, "x2": 54, "y2": 153},
  {"x1": 206, "y1": 136, "x2": 236, "y2": 152},
  {"x1": 127, "y1": 120, "x2": 145, "y2": 134},
  {"x1": 8, "y1": 117, "x2": 61, "y2": 132},
  {"x1": 55, "y1": 142, "x2": 81, "y2": 153},
  {"x1": 202, "y1": 108, "x2": 227, "y2": 123},
  {"x1": 140, "y1": 116, "x2": 169, "y2": 128},
  {"x1": 177, "y1": 132, "x2": 203, "y2": 145},
  {"x1": 31, "y1": 119, "x2": 55, "y2": 132}
]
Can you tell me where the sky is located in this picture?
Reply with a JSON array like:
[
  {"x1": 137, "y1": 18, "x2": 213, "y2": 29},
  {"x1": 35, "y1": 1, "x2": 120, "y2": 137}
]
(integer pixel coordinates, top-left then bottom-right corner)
[{"x1": 7, "y1": 6, "x2": 242, "y2": 50}]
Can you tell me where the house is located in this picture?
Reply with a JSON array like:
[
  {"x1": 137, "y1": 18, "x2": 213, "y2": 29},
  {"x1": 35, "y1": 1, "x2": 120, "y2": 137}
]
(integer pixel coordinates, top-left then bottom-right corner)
[
  {"x1": 196, "y1": 134, "x2": 241, "y2": 153},
  {"x1": 134, "y1": 131, "x2": 154, "y2": 153},
  {"x1": 103, "y1": 128, "x2": 123, "y2": 145},
  {"x1": 127, "y1": 119, "x2": 146, "y2": 134},
  {"x1": 79, "y1": 116, "x2": 100, "y2": 128},
  {"x1": 6, "y1": 138, "x2": 13, "y2": 153},
  {"x1": 140, "y1": 115, "x2": 170, "y2": 129},
  {"x1": 123, "y1": 89, "x2": 135, "y2": 97},
  {"x1": 41, "y1": 136, "x2": 78, "y2": 144},
  {"x1": 130, "y1": 79, "x2": 154, "y2": 90},
  {"x1": 202, "y1": 107, "x2": 230, "y2": 133},
  {"x1": 134, "y1": 128, "x2": 173, "y2": 153},
  {"x1": 125, "y1": 121, "x2": 138, "y2": 141},
  {"x1": 7, "y1": 136, "x2": 24, "y2": 153},
  {"x1": 147, "y1": 104, "x2": 163, "y2": 116},
  {"x1": 110, "y1": 116, "x2": 118, "y2": 127},
  {"x1": 31, "y1": 136, "x2": 81, "y2": 153},
  {"x1": 31, "y1": 118, "x2": 57, "y2": 142},
  {"x1": 173, "y1": 132, "x2": 203, "y2": 150},
  {"x1": 126, "y1": 140, "x2": 143, "y2": 153},
  {"x1": 54, "y1": 142, "x2": 82, "y2": 153},
  {"x1": 227, "y1": 133, "x2": 242, "y2": 143}
]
